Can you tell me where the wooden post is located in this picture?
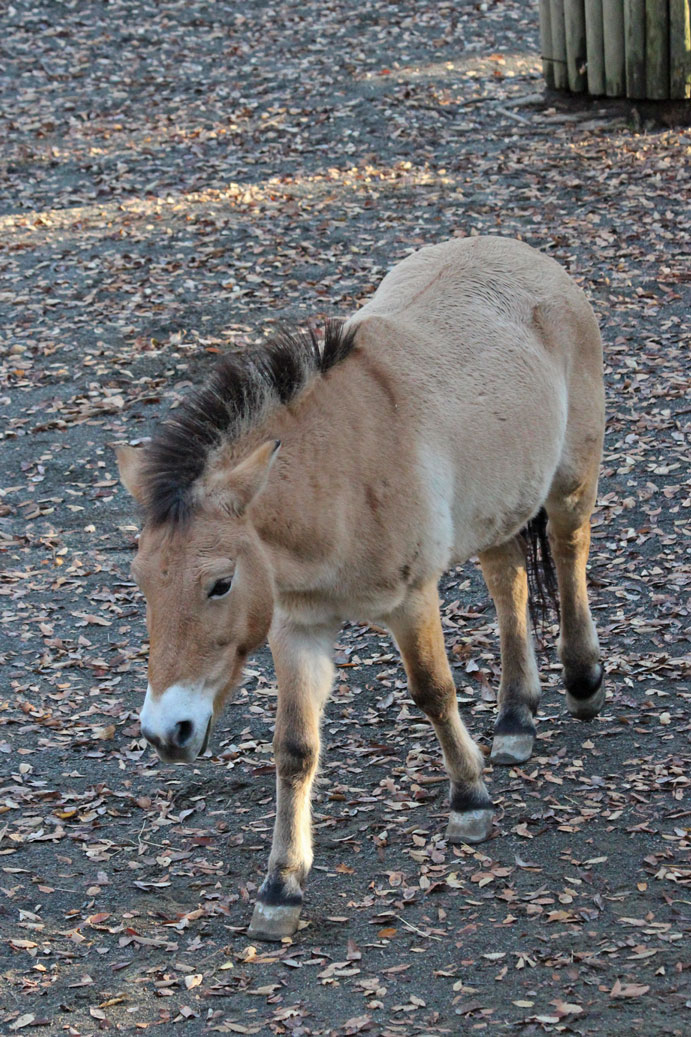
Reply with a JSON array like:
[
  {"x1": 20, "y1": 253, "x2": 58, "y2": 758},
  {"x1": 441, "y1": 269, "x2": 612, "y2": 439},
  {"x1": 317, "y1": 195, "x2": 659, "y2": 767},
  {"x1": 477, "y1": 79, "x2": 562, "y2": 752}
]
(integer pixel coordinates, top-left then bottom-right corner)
[
  {"x1": 585, "y1": 0, "x2": 606, "y2": 94},
  {"x1": 540, "y1": 0, "x2": 556, "y2": 89},
  {"x1": 602, "y1": 0, "x2": 625, "y2": 95},
  {"x1": 550, "y1": 0, "x2": 569, "y2": 90},
  {"x1": 547, "y1": 0, "x2": 683, "y2": 98},
  {"x1": 646, "y1": 0, "x2": 670, "y2": 98},
  {"x1": 565, "y1": 0, "x2": 588, "y2": 90},
  {"x1": 624, "y1": 0, "x2": 647, "y2": 98},
  {"x1": 670, "y1": 0, "x2": 691, "y2": 98}
]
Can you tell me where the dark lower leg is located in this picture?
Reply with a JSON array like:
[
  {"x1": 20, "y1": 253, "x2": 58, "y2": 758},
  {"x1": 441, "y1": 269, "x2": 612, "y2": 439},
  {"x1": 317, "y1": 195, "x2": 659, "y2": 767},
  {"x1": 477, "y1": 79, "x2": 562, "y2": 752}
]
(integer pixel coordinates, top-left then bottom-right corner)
[
  {"x1": 249, "y1": 623, "x2": 334, "y2": 940},
  {"x1": 547, "y1": 516, "x2": 603, "y2": 718},
  {"x1": 479, "y1": 540, "x2": 541, "y2": 763},
  {"x1": 251, "y1": 744, "x2": 318, "y2": 940},
  {"x1": 387, "y1": 584, "x2": 493, "y2": 844}
]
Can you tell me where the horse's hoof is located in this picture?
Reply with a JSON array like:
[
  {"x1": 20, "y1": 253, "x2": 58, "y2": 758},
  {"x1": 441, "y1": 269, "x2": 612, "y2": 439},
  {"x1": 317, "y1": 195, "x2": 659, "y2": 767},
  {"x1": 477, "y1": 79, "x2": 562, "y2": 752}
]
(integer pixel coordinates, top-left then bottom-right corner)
[
  {"x1": 446, "y1": 808, "x2": 494, "y2": 844},
  {"x1": 565, "y1": 664, "x2": 605, "y2": 720},
  {"x1": 566, "y1": 681, "x2": 606, "y2": 719},
  {"x1": 491, "y1": 732, "x2": 535, "y2": 765},
  {"x1": 248, "y1": 901, "x2": 302, "y2": 942}
]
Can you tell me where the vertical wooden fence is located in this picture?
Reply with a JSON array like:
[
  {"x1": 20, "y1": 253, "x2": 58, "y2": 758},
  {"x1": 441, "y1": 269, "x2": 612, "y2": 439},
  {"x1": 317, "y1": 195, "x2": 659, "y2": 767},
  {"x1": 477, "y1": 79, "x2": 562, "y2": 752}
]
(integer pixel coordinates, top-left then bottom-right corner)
[{"x1": 539, "y1": 0, "x2": 691, "y2": 98}]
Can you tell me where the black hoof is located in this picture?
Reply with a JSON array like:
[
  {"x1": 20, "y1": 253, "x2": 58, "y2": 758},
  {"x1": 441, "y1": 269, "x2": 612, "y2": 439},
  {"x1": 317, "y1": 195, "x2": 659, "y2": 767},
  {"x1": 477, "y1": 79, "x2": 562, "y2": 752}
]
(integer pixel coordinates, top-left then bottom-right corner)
[
  {"x1": 450, "y1": 781, "x2": 493, "y2": 815},
  {"x1": 565, "y1": 663, "x2": 605, "y2": 719},
  {"x1": 447, "y1": 781, "x2": 494, "y2": 842},
  {"x1": 447, "y1": 808, "x2": 494, "y2": 844},
  {"x1": 492, "y1": 706, "x2": 537, "y2": 765},
  {"x1": 491, "y1": 732, "x2": 535, "y2": 764},
  {"x1": 249, "y1": 901, "x2": 302, "y2": 941},
  {"x1": 249, "y1": 874, "x2": 304, "y2": 941},
  {"x1": 493, "y1": 706, "x2": 537, "y2": 738}
]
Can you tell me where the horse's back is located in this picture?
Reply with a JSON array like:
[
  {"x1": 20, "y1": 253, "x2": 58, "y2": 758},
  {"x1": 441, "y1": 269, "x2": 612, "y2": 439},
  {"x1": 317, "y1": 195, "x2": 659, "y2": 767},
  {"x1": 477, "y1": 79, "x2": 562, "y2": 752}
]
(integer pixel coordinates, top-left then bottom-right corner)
[
  {"x1": 349, "y1": 235, "x2": 602, "y2": 432},
  {"x1": 346, "y1": 236, "x2": 603, "y2": 562},
  {"x1": 352, "y1": 236, "x2": 594, "y2": 344}
]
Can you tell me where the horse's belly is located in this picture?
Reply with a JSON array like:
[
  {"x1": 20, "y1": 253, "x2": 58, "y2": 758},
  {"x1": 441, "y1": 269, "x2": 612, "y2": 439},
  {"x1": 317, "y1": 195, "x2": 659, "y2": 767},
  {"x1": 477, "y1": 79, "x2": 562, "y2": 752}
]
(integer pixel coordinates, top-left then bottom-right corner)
[{"x1": 419, "y1": 402, "x2": 566, "y2": 564}]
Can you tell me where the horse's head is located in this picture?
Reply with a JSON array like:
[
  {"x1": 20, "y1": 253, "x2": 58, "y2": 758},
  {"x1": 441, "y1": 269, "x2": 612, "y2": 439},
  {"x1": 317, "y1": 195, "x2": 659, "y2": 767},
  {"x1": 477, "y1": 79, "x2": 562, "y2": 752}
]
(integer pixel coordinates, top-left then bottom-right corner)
[{"x1": 116, "y1": 440, "x2": 278, "y2": 762}]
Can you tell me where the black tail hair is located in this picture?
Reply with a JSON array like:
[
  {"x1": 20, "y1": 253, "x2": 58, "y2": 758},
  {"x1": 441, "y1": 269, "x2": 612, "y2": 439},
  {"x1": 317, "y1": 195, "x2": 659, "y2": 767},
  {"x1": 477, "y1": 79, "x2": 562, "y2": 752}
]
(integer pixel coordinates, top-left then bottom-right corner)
[{"x1": 520, "y1": 507, "x2": 560, "y2": 634}]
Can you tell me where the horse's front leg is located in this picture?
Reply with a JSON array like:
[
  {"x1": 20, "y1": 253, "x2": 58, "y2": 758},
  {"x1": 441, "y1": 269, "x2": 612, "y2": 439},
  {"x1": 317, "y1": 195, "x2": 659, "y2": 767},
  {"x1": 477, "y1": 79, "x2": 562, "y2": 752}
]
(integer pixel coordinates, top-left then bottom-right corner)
[{"x1": 248, "y1": 619, "x2": 335, "y2": 942}]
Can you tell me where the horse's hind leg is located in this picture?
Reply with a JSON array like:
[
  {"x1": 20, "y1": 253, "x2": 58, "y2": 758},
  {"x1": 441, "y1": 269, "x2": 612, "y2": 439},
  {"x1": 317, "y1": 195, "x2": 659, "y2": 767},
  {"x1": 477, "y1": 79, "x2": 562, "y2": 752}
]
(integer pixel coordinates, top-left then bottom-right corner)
[
  {"x1": 479, "y1": 539, "x2": 541, "y2": 765},
  {"x1": 387, "y1": 581, "x2": 493, "y2": 844},
  {"x1": 546, "y1": 477, "x2": 604, "y2": 719}
]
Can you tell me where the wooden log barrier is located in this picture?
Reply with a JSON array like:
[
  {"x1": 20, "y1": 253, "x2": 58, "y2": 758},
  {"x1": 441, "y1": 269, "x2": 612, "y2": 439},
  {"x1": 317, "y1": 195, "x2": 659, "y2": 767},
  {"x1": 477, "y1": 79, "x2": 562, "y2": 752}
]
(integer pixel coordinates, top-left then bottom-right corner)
[
  {"x1": 646, "y1": 0, "x2": 670, "y2": 99},
  {"x1": 603, "y1": 0, "x2": 626, "y2": 95},
  {"x1": 624, "y1": 0, "x2": 647, "y2": 99},
  {"x1": 670, "y1": 0, "x2": 691, "y2": 98},
  {"x1": 565, "y1": 0, "x2": 588, "y2": 91},
  {"x1": 551, "y1": 0, "x2": 569, "y2": 90},
  {"x1": 548, "y1": 0, "x2": 690, "y2": 98},
  {"x1": 585, "y1": 0, "x2": 606, "y2": 94},
  {"x1": 539, "y1": 0, "x2": 556, "y2": 88}
]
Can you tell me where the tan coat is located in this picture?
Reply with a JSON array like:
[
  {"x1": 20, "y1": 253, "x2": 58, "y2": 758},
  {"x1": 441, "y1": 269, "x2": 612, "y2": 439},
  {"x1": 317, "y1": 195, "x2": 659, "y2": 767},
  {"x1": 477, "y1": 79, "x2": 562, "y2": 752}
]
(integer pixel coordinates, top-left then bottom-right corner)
[{"x1": 117, "y1": 236, "x2": 605, "y2": 941}]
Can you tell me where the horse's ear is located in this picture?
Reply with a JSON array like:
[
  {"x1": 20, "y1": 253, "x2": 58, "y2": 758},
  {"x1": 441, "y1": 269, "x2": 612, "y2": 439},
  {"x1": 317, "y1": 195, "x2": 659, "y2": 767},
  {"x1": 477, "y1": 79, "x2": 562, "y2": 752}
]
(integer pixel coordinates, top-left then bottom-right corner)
[
  {"x1": 114, "y1": 444, "x2": 147, "y2": 504},
  {"x1": 208, "y1": 439, "x2": 281, "y2": 517}
]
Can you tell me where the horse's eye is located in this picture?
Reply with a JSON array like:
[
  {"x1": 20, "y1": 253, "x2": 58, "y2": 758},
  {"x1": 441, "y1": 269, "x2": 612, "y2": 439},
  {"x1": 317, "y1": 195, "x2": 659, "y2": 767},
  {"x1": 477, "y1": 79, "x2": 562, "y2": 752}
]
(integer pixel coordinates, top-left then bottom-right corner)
[{"x1": 209, "y1": 578, "x2": 233, "y2": 599}]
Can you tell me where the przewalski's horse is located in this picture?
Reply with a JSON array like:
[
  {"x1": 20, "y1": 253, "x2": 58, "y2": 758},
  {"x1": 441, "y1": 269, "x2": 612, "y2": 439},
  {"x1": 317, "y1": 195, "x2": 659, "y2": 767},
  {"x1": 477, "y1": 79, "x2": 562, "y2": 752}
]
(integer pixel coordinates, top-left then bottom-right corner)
[{"x1": 116, "y1": 236, "x2": 605, "y2": 941}]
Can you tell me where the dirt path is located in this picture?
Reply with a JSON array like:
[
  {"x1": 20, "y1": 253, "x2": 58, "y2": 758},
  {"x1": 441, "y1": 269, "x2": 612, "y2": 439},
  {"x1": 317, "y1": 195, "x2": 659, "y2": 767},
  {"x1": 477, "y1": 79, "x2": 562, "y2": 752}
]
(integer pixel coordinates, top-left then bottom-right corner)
[{"x1": 1, "y1": 2, "x2": 689, "y2": 1034}]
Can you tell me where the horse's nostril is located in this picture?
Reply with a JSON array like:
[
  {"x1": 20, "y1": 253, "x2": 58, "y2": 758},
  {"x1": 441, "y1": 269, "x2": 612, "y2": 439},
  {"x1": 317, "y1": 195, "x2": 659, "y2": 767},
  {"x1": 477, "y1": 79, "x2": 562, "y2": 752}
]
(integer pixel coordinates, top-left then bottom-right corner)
[{"x1": 173, "y1": 720, "x2": 194, "y2": 747}]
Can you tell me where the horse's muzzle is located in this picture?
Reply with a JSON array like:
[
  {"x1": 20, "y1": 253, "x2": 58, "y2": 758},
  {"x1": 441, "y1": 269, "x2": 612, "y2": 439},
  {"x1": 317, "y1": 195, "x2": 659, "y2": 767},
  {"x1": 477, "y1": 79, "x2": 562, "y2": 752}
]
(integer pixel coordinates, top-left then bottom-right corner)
[{"x1": 140, "y1": 682, "x2": 214, "y2": 762}]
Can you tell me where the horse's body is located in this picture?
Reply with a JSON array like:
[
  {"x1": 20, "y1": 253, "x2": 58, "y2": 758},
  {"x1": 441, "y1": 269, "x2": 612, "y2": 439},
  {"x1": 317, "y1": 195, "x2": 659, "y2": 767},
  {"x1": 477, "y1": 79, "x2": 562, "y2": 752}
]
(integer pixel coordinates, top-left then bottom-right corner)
[{"x1": 117, "y1": 236, "x2": 605, "y2": 941}]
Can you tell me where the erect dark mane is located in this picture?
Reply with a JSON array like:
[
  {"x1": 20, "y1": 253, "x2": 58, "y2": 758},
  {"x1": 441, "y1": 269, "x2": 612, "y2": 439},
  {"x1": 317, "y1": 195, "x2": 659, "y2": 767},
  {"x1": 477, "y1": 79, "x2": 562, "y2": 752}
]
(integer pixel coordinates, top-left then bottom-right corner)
[{"x1": 141, "y1": 319, "x2": 357, "y2": 526}]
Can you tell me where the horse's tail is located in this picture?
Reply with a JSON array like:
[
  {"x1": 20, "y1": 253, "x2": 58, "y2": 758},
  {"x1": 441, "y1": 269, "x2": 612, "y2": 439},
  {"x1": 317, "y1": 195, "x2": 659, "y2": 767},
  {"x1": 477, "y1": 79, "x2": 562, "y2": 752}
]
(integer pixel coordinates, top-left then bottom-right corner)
[{"x1": 520, "y1": 507, "x2": 560, "y2": 632}]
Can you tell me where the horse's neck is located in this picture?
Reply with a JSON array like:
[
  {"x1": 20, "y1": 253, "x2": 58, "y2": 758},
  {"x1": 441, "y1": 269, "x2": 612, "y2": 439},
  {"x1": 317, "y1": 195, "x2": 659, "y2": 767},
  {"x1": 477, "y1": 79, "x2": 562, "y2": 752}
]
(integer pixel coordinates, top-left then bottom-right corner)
[{"x1": 248, "y1": 346, "x2": 408, "y2": 598}]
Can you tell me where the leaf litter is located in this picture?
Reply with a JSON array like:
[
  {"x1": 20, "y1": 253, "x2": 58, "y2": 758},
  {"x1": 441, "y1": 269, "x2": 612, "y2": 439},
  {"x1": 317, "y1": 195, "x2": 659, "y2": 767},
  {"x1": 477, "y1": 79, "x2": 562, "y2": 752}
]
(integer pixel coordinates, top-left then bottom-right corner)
[{"x1": 1, "y1": 0, "x2": 689, "y2": 1035}]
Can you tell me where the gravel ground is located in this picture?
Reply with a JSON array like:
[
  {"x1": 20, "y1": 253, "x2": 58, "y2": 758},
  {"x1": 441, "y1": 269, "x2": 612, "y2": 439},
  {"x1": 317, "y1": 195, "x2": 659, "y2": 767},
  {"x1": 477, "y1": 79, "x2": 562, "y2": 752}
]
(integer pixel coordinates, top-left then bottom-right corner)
[{"x1": 1, "y1": 2, "x2": 689, "y2": 1035}]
